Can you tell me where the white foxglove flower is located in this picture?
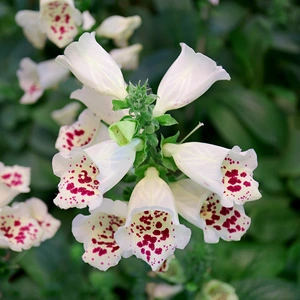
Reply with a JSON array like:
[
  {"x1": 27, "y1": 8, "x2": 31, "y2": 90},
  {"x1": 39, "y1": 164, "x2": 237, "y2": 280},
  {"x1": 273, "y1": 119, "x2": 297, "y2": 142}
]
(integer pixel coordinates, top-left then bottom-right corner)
[
  {"x1": 0, "y1": 203, "x2": 43, "y2": 251},
  {"x1": 170, "y1": 179, "x2": 251, "y2": 243},
  {"x1": 96, "y1": 15, "x2": 142, "y2": 48},
  {"x1": 72, "y1": 198, "x2": 127, "y2": 271},
  {"x1": 15, "y1": 10, "x2": 47, "y2": 49},
  {"x1": 220, "y1": 146, "x2": 261, "y2": 207},
  {"x1": 0, "y1": 163, "x2": 30, "y2": 208},
  {"x1": 55, "y1": 108, "x2": 109, "y2": 157},
  {"x1": 21, "y1": 198, "x2": 61, "y2": 242},
  {"x1": 114, "y1": 167, "x2": 191, "y2": 271},
  {"x1": 56, "y1": 32, "x2": 128, "y2": 100},
  {"x1": 146, "y1": 283, "x2": 183, "y2": 299},
  {"x1": 163, "y1": 142, "x2": 230, "y2": 198},
  {"x1": 81, "y1": 11, "x2": 95, "y2": 30},
  {"x1": 39, "y1": 0, "x2": 82, "y2": 48},
  {"x1": 51, "y1": 102, "x2": 81, "y2": 126},
  {"x1": 17, "y1": 58, "x2": 69, "y2": 104},
  {"x1": 71, "y1": 85, "x2": 128, "y2": 124},
  {"x1": 110, "y1": 44, "x2": 143, "y2": 70},
  {"x1": 152, "y1": 43, "x2": 230, "y2": 117},
  {"x1": 53, "y1": 138, "x2": 140, "y2": 210}
]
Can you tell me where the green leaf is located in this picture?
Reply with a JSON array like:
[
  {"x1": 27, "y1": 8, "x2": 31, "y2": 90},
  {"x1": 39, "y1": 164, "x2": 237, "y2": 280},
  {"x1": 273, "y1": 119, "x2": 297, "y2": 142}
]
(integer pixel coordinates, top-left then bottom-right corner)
[
  {"x1": 134, "y1": 150, "x2": 147, "y2": 168},
  {"x1": 287, "y1": 177, "x2": 300, "y2": 197},
  {"x1": 160, "y1": 132, "x2": 180, "y2": 146},
  {"x1": 233, "y1": 279, "x2": 300, "y2": 300},
  {"x1": 155, "y1": 114, "x2": 178, "y2": 126},
  {"x1": 162, "y1": 156, "x2": 177, "y2": 172},
  {"x1": 112, "y1": 99, "x2": 128, "y2": 111}
]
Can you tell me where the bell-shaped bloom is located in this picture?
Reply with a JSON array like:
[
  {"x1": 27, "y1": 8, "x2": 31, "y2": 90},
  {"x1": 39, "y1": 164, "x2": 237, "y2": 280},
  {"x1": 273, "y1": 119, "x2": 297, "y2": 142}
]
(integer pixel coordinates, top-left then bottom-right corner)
[
  {"x1": 17, "y1": 57, "x2": 69, "y2": 104},
  {"x1": 51, "y1": 102, "x2": 81, "y2": 126},
  {"x1": 71, "y1": 85, "x2": 128, "y2": 125},
  {"x1": 72, "y1": 198, "x2": 127, "y2": 271},
  {"x1": 15, "y1": 10, "x2": 47, "y2": 49},
  {"x1": 110, "y1": 44, "x2": 143, "y2": 70},
  {"x1": 56, "y1": 32, "x2": 128, "y2": 100},
  {"x1": 39, "y1": 0, "x2": 82, "y2": 48},
  {"x1": 81, "y1": 11, "x2": 95, "y2": 30},
  {"x1": 163, "y1": 142, "x2": 230, "y2": 198},
  {"x1": 53, "y1": 138, "x2": 141, "y2": 210},
  {"x1": 114, "y1": 167, "x2": 191, "y2": 271},
  {"x1": 152, "y1": 43, "x2": 230, "y2": 117},
  {"x1": 0, "y1": 203, "x2": 43, "y2": 251},
  {"x1": 55, "y1": 109, "x2": 109, "y2": 157},
  {"x1": 96, "y1": 15, "x2": 142, "y2": 48},
  {"x1": 0, "y1": 163, "x2": 30, "y2": 208},
  {"x1": 170, "y1": 179, "x2": 251, "y2": 243},
  {"x1": 220, "y1": 146, "x2": 261, "y2": 207},
  {"x1": 146, "y1": 283, "x2": 183, "y2": 300},
  {"x1": 24, "y1": 198, "x2": 61, "y2": 242}
]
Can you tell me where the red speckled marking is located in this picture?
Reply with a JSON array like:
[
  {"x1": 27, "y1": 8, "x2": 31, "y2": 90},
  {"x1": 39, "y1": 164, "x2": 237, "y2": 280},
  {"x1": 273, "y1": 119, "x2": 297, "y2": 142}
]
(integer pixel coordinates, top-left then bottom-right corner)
[
  {"x1": 128, "y1": 210, "x2": 176, "y2": 269},
  {"x1": 1, "y1": 171, "x2": 23, "y2": 188},
  {"x1": 82, "y1": 213, "x2": 125, "y2": 269},
  {"x1": 200, "y1": 193, "x2": 250, "y2": 240},
  {"x1": 42, "y1": 1, "x2": 78, "y2": 45},
  {"x1": 0, "y1": 212, "x2": 42, "y2": 250},
  {"x1": 221, "y1": 153, "x2": 255, "y2": 204},
  {"x1": 55, "y1": 154, "x2": 100, "y2": 209}
]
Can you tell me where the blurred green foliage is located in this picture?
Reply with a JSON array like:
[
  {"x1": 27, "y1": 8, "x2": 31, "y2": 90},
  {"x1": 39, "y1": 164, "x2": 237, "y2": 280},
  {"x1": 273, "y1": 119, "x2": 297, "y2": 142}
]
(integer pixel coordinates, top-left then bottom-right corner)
[{"x1": 0, "y1": 0, "x2": 300, "y2": 299}]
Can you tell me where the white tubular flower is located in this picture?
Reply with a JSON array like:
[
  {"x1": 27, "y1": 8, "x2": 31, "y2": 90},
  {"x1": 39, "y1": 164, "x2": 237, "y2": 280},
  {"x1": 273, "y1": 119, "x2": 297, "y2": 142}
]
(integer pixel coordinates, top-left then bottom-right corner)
[
  {"x1": 163, "y1": 142, "x2": 230, "y2": 198},
  {"x1": 53, "y1": 139, "x2": 140, "y2": 210},
  {"x1": 0, "y1": 203, "x2": 43, "y2": 251},
  {"x1": 170, "y1": 179, "x2": 251, "y2": 243},
  {"x1": 56, "y1": 32, "x2": 128, "y2": 100},
  {"x1": 17, "y1": 58, "x2": 69, "y2": 104},
  {"x1": 72, "y1": 198, "x2": 127, "y2": 271},
  {"x1": 146, "y1": 283, "x2": 183, "y2": 300},
  {"x1": 110, "y1": 44, "x2": 143, "y2": 71},
  {"x1": 220, "y1": 146, "x2": 261, "y2": 207},
  {"x1": 55, "y1": 109, "x2": 109, "y2": 157},
  {"x1": 152, "y1": 43, "x2": 230, "y2": 117},
  {"x1": 51, "y1": 102, "x2": 81, "y2": 126},
  {"x1": 71, "y1": 85, "x2": 128, "y2": 125},
  {"x1": 114, "y1": 167, "x2": 191, "y2": 271},
  {"x1": 15, "y1": 10, "x2": 47, "y2": 49},
  {"x1": 81, "y1": 11, "x2": 95, "y2": 30},
  {"x1": 22, "y1": 198, "x2": 61, "y2": 241},
  {"x1": 0, "y1": 163, "x2": 30, "y2": 208},
  {"x1": 39, "y1": 0, "x2": 82, "y2": 48},
  {"x1": 96, "y1": 15, "x2": 142, "y2": 48}
]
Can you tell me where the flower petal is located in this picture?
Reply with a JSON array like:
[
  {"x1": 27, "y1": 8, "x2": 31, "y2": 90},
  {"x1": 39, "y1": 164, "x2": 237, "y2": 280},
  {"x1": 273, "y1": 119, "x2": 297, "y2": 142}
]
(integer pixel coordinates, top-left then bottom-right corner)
[
  {"x1": 55, "y1": 109, "x2": 101, "y2": 156},
  {"x1": 163, "y1": 142, "x2": 229, "y2": 197},
  {"x1": 17, "y1": 58, "x2": 44, "y2": 104},
  {"x1": 53, "y1": 149, "x2": 102, "y2": 210},
  {"x1": 37, "y1": 59, "x2": 69, "y2": 89},
  {"x1": 56, "y1": 32, "x2": 128, "y2": 100},
  {"x1": 96, "y1": 15, "x2": 141, "y2": 47},
  {"x1": 72, "y1": 198, "x2": 127, "y2": 271},
  {"x1": 39, "y1": 0, "x2": 82, "y2": 48},
  {"x1": 84, "y1": 138, "x2": 141, "y2": 195},
  {"x1": 153, "y1": 43, "x2": 230, "y2": 117},
  {"x1": 0, "y1": 163, "x2": 30, "y2": 207},
  {"x1": 81, "y1": 11, "x2": 95, "y2": 30},
  {"x1": 221, "y1": 147, "x2": 262, "y2": 207},
  {"x1": 110, "y1": 44, "x2": 143, "y2": 70},
  {"x1": 24, "y1": 198, "x2": 61, "y2": 241},
  {"x1": 170, "y1": 179, "x2": 251, "y2": 243},
  {"x1": 0, "y1": 204, "x2": 43, "y2": 251},
  {"x1": 71, "y1": 85, "x2": 128, "y2": 124},
  {"x1": 15, "y1": 10, "x2": 47, "y2": 49},
  {"x1": 114, "y1": 167, "x2": 191, "y2": 271},
  {"x1": 51, "y1": 102, "x2": 81, "y2": 126}
]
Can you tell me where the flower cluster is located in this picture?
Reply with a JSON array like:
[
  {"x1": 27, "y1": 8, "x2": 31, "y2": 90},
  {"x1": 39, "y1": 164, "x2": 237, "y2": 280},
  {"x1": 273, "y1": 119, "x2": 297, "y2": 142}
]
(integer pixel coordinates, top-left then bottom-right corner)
[
  {"x1": 0, "y1": 162, "x2": 60, "y2": 252},
  {"x1": 51, "y1": 32, "x2": 262, "y2": 272}
]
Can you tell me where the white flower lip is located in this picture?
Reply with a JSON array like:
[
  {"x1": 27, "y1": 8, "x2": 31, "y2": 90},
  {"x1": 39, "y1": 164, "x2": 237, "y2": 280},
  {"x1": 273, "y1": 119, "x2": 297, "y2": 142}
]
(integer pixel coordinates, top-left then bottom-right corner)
[
  {"x1": 56, "y1": 32, "x2": 128, "y2": 100},
  {"x1": 153, "y1": 43, "x2": 230, "y2": 117}
]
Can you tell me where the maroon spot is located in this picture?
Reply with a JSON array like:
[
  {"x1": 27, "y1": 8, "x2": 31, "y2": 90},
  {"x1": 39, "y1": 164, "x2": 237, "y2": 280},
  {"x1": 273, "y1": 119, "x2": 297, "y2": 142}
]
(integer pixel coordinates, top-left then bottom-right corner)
[
  {"x1": 240, "y1": 172, "x2": 247, "y2": 177},
  {"x1": 156, "y1": 222, "x2": 162, "y2": 229},
  {"x1": 227, "y1": 185, "x2": 241, "y2": 192}
]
